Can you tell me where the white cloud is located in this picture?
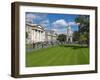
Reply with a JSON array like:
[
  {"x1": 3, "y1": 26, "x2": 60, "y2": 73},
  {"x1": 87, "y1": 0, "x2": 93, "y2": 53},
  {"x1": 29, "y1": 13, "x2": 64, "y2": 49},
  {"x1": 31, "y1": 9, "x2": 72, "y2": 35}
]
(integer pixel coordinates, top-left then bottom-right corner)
[
  {"x1": 51, "y1": 28, "x2": 66, "y2": 34},
  {"x1": 26, "y1": 13, "x2": 36, "y2": 19},
  {"x1": 51, "y1": 19, "x2": 78, "y2": 34},
  {"x1": 68, "y1": 22, "x2": 78, "y2": 26},
  {"x1": 51, "y1": 19, "x2": 68, "y2": 34},
  {"x1": 51, "y1": 29, "x2": 58, "y2": 32},
  {"x1": 26, "y1": 13, "x2": 47, "y2": 23},
  {"x1": 52, "y1": 19, "x2": 68, "y2": 28},
  {"x1": 52, "y1": 19, "x2": 78, "y2": 30},
  {"x1": 39, "y1": 19, "x2": 50, "y2": 29},
  {"x1": 26, "y1": 13, "x2": 36, "y2": 23}
]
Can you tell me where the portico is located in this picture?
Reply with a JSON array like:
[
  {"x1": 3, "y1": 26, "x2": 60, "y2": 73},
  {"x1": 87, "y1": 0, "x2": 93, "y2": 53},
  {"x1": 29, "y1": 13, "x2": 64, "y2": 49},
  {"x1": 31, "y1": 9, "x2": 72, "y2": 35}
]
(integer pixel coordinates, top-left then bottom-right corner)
[{"x1": 26, "y1": 23, "x2": 45, "y2": 44}]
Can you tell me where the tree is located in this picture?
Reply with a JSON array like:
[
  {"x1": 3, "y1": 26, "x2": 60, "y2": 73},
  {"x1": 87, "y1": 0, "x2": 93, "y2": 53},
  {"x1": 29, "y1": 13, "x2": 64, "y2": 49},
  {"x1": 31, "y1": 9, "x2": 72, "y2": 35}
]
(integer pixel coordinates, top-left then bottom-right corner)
[
  {"x1": 57, "y1": 34, "x2": 66, "y2": 43},
  {"x1": 75, "y1": 15, "x2": 89, "y2": 45},
  {"x1": 73, "y1": 31, "x2": 80, "y2": 42},
  {"x1": 75, "y1": 15, "x2": 89, "y2": 34},
  {"x1": 79, "y1": 35, "x2": 87, "y2": 44}
]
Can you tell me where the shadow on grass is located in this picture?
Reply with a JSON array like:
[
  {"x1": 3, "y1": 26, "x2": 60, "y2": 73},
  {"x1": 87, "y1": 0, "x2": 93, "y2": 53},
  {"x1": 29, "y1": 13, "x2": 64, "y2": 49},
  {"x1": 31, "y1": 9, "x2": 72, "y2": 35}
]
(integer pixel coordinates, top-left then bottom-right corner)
[{"x1": 59, "y1": 44, "x2": 89, "y2": 49}]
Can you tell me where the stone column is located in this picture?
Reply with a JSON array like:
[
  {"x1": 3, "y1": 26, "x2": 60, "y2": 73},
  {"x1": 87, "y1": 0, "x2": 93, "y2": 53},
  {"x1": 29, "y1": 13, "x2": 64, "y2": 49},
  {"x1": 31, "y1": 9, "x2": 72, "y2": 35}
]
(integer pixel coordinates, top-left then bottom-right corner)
[
  {"x1": 40, "y1": 31, "x2": 41, "y2": 42},
  {"x1": 35, "y1": 30, "x2": 37, "y2": 43}
]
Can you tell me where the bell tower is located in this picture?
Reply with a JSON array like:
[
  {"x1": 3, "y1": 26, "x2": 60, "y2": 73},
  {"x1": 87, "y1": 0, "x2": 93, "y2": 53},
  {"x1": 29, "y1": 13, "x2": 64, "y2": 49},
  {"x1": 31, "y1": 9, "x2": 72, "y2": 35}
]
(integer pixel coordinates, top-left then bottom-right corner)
[{"x1": 66, "y1": 25, "x2": 73, "y2": 43}]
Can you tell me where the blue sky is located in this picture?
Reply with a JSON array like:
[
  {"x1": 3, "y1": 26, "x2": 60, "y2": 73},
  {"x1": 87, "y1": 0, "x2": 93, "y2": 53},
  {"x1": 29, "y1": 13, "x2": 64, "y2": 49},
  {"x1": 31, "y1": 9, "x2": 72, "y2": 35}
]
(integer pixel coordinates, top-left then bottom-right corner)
[{"x1": 26, "y1": 12, "x2": 80, "y2": 34}]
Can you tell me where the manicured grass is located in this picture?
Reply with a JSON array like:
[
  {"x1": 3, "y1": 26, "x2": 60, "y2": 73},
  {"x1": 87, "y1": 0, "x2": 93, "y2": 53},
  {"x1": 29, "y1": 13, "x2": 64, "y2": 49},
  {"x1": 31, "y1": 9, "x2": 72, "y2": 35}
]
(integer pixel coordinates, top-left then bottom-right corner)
[{"x1": 26, "y1": 44, "x2": 89, "y2": 67}]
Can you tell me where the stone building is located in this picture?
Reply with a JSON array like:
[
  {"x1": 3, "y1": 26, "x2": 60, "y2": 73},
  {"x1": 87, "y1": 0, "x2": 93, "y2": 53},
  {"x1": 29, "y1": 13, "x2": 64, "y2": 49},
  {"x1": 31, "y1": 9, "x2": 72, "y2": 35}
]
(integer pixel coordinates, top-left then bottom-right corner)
[
  {"x1": 45, "y1": 30, "x2": 58, "y2": 43},
  {"x1": 26, "y1": 23, "x2": 58, "y2": 47},
  {"x1": 26, "y1": 23, "x2": 45, "y2": 44}
]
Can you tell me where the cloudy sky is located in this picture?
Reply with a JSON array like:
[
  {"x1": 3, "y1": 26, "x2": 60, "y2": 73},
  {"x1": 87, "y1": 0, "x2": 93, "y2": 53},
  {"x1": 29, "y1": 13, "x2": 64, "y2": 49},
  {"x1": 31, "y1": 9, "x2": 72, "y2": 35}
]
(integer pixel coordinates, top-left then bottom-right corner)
[{"x1": 26, "y1": 12, "x2": 80, "y2": 34}]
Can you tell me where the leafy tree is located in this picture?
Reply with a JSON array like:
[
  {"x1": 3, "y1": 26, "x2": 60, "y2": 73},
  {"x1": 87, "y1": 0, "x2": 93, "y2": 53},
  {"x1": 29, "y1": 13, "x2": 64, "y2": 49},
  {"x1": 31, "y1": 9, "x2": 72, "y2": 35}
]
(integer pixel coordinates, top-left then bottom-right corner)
[
  {"x1": 75, "y1": 15, "x2": 89, "y2": 34},
  {"x1": 75, "y1": 15, "x2": 89, "y2": 45},
  {"x1": 57, "y1": 34, "x2": 66, "y2": 43},
  {"x1": 73, "y1": 31, "x2": 80, "y2": 42},
  {"x1": 79, "y1": 35, "x2": 87, "y2": 44}
]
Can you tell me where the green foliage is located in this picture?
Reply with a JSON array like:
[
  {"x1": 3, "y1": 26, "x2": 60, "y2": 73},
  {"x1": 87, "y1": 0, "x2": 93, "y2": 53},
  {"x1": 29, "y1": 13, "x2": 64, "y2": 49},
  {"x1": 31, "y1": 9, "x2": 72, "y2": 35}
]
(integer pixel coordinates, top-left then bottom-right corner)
[
  {"x1": 57, "y1": 34, "x2": 66, "y2": 42},
  {"x1": 79, "y1": 35, "x2": 87, "y2": 42},
  {"x1": 75, "y1": 15, "x2": 89, "y2": 44},
  {"x1": 73, "y1": 31, "x2": 80, "y2": 41}
]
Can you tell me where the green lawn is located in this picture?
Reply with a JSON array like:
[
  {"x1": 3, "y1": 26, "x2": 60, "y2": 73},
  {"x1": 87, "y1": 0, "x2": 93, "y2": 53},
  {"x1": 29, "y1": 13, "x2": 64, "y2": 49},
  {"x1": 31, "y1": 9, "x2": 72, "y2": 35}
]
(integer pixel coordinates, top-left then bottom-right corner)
[{"x1": 26, "y1": 44, "x2": 89, "y2": 67}]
